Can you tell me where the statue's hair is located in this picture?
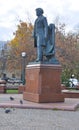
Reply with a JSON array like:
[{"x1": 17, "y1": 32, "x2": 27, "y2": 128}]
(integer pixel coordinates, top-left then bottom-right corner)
[{"x1": 36, "y1": 8, "x2": 44, "y2": 14}]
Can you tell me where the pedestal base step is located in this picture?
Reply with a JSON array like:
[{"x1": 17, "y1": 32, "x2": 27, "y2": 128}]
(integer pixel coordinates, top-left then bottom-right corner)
[{"x1": 23, "y1": 92, "x2": 64, "y2": 103}]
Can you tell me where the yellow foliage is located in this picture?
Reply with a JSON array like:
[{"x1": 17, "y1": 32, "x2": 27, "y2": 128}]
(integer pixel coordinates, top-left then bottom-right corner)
[{"x1": 9, "y1": 38, "x2": 19, "y2": 48}]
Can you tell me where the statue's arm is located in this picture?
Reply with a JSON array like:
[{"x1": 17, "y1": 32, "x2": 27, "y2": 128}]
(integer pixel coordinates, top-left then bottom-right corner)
[
  {"x1": 33, "y1": 21, "x2": 37, "y2": 47},
  {"x1": 43, "y1": 17, "x2": 48, "y2": 39}
]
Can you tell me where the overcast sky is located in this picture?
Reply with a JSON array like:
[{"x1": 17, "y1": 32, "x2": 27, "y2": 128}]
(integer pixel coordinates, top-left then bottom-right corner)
[{"x1": 0, "y1": 0, "x2": 79, "y2": 41}]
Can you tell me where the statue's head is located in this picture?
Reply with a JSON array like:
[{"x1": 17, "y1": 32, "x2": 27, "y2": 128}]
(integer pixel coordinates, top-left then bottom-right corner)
[{"x1": 35, "y1": 8, "x2": 44, "y2": 16}]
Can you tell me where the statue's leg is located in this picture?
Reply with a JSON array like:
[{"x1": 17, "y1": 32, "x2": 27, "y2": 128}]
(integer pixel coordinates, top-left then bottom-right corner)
[
  {"x1": 36, "y1": 35, "x2": 43, "y2": 62},
  {"x1": 36, "y1": 45, "x2": 43, "y2": 61}
]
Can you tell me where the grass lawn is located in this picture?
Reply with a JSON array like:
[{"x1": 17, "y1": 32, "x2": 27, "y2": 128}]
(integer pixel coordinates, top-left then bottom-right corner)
[{"x1": 6, "y1": 89, "x2": 18, "y2": 94}]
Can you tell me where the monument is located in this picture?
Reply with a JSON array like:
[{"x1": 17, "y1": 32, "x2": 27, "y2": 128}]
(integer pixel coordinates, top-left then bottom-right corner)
[{"x1": 23, "y1": 8, "x2": 64, "y2": 102}]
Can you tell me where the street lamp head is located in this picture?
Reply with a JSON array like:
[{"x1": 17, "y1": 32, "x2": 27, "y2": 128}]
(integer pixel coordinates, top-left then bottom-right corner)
[{"x1": 21, "y1": 52, "x2": 26, "y2": 57}]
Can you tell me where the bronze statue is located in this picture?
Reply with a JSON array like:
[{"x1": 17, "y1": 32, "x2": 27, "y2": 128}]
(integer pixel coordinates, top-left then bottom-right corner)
[
  {"x1": 33, "y1": 8, "x2": 48, "y2": 62},
  {"x1": 33, "y1": 8, "x2": 59, "y2": 64}
]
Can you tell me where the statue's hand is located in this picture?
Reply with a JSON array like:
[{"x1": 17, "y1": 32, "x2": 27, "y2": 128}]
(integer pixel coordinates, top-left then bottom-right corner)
[
  {"x1": 32, "y1": 31, "x2": 34, "y2": 37},
  {"x1": 32, "y1": 31, "x2": 36, "y2": 38}
]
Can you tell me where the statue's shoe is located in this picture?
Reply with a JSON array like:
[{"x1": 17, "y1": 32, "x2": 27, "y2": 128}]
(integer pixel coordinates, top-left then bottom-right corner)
[{"x1": 36, "y1": 58, "x2": 42, "y2": 62}]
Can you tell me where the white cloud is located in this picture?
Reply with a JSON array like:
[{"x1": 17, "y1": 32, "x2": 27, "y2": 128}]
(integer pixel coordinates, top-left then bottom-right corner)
[
  {"x1": 0, "y1": 0, "x2": 79, "y2": 40},
  {"x1": 68, "y1": 0, "x2": 79, "y2": 11}
]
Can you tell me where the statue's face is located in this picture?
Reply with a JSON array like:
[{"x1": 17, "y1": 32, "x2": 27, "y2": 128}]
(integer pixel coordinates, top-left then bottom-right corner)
[{"x1": 36, "y1": 10, "x2": 42, "y2": 16}]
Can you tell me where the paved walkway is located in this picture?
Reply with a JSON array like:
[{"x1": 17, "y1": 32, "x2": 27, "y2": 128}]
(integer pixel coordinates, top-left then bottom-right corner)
[
  {"x1": 0, "y1": 94, "x2": 79, "y2": 129},
  {"x1": 0, "y1": 94, "x2": 79, "y2": 111}
]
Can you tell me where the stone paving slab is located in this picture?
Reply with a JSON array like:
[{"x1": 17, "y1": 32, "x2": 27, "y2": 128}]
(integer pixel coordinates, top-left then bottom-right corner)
[{"x1": 0, "y1": 94, "x2": 79, "y2": 111}]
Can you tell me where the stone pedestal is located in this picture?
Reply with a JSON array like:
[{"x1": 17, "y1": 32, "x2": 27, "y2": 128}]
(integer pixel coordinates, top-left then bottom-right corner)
[
  {"x1": 23, "y1": 64, "x2": 64, "y2": 103},
  {"x1": 18, "y1": 85, "x2": 25, "y2": 94}
]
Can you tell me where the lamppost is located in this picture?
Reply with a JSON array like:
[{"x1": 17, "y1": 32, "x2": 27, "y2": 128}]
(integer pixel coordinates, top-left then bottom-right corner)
[
  {"x1": 1, "y1": 49, "x2": 7, "y2": 74},
  {"x1": 21, "y1": 52, "x2": 26, "y2": 85}
]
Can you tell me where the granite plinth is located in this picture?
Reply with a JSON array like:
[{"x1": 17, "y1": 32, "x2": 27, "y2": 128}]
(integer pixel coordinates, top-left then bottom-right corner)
[
  {"x1": 18, "y1": 85, "x2": 25, "y2": 94},
  {"x1": 23, "y1": 64, "x2": 64, "y2": 103}
]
